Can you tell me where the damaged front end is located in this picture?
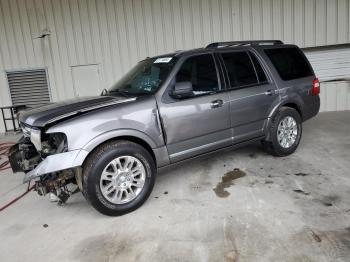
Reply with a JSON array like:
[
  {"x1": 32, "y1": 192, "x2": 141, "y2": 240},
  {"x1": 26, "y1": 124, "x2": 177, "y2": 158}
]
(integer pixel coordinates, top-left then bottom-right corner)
[{"x1": 9, "y1": 124, "x2": 85, "y2": 204}]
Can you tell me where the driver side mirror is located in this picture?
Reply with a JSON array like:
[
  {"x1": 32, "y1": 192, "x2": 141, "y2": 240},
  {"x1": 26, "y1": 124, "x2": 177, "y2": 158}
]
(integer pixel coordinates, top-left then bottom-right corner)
[
  {"x1": 170, "y1": 81, "x2": 193, "y2": 99},
  {"x1": 100, "y1": 88, "x2": 108, "y2": 96}
]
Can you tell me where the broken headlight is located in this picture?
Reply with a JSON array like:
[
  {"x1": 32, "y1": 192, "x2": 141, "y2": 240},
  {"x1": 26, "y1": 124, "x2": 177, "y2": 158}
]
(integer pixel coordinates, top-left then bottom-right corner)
[
  {"x1": 30, "y1": 128, "x2": 42, "y2": 151},
  {"x1": 21, "y1": 122, "x2": 67, "y2": 156},
  {"x1": 21, "y1": 124, "x2": 31, "y2": 138},
  {"x1": 41, "y1": 133, "x2": 68, "y2": 156},
  {"x1": 21, "y1": 124, "x2": 42, "y2": 151}
]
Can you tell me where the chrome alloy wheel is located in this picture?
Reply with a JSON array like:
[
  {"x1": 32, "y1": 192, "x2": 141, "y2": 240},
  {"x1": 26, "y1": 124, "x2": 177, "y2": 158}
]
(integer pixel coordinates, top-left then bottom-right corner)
[
  {"x1": 277, "y1": 116, "x2": 298, "y2": 148},
  {"x1": 99, "y1": 156, "x2": 146, "y2": 204}
]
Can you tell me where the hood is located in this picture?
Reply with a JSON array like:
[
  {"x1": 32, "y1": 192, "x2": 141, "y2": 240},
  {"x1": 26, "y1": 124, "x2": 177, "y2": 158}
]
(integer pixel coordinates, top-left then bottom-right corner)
[{"x1": 19, "y1": 96, "x2": 136, "y2": 127}]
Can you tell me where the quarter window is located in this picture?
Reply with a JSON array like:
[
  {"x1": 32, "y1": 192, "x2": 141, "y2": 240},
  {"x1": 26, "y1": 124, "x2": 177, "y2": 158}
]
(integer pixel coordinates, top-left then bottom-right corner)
[
  {"x1": 176, "y1": 54, "x2": 219, "y2": 96},
  {"x1": 221, "y1": 51, "x2": 258, "y2": 87},
  {"x1": 264, "y1": 47, "x2": 313, "y2": 80}
]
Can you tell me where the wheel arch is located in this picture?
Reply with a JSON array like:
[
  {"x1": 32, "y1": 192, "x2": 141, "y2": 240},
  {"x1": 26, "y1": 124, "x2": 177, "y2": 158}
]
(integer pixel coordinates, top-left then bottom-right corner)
[
  {"x1": 265, "y1": 100, "x2": 303, "y2": 141},
  {"x1": 268, "y1": 99, "x2": 303, "y2": 119},
  {"x1": 281, "y1": 102, "x2": 302, "y2": 119},
  {"x1": 80, "y1": 130, "x2": 158, "y2": 167}
]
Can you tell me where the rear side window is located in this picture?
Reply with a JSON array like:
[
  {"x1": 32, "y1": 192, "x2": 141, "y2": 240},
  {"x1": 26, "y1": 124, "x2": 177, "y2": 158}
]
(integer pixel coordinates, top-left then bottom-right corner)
[
  {"x1": 264, "y1": 47, "x2": 313, "y2": 80},
  {"x1": 221, "y1": 52, "x2": 257, "y2": 87}
]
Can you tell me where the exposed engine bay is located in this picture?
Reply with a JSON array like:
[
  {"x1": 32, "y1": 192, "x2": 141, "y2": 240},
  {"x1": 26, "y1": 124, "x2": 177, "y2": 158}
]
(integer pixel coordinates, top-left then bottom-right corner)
[
  {"x1": 7, "y1": 96, "x2": 134, "y2": 206},
  {"x1": 9, "y1": 125, "x2": 81, "y2": 205}
]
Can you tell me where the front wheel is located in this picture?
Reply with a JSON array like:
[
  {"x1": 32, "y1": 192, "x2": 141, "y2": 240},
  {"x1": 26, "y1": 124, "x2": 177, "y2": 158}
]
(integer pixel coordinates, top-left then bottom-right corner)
[
  {"x1": 82, "y1": 140, "x2": 156, "y2": 216},
  {"x1": 262, "y1": 107, "x2": 302, "y2": 157}
]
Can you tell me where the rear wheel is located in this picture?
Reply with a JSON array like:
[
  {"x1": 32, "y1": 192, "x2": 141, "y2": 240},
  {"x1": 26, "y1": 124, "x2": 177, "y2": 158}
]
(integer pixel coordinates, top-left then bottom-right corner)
[
  {"x1": 83, "y1": 140, "x2": 156, "y2": 216},
  {"x1": 262, "y1": 107, "x2": 302, "y2": 156}
]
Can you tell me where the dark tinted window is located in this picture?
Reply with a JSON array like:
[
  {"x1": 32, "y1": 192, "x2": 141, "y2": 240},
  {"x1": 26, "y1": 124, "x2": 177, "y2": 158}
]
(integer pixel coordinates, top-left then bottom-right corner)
[
  {"x1": 264, "y1": 47, "x2": 313, "y2": 80},
  {"x1": 250, "y1": 53, "x2": 267, "y2": 83},
  {"x1": 221, "y1": 52, "x2": 258, "y2": 87},
  {"x1": 176, "y1": 54, "x2": 219, "y2": 96}
]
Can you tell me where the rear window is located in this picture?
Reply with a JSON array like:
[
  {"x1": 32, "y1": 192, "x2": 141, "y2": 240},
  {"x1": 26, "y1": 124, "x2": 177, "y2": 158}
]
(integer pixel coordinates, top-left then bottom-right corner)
[{"x1": 264, "y1": 47, "x2": 313, "y2": 80}]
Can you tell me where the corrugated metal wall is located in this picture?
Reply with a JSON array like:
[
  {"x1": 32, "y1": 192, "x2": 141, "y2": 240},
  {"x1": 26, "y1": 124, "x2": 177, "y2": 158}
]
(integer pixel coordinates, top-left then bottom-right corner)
[
  {"x1": 305, "y1": 46, "x2": 350, "y2": 82},
  {"x1": 304, "y1": 45, "x2": 350, "y2": 112},
  {"x1": 318, "y1": 81, "x2": 350, "y2": 112},
  {"x1": 0, "y1": 0, "x2": 350, "y2": 132}
]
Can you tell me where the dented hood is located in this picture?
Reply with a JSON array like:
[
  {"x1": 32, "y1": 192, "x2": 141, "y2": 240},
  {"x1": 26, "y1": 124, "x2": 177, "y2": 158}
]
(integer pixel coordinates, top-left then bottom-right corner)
[{"x1": 19, "y1": 96, "x2": 136, "y2": 127}]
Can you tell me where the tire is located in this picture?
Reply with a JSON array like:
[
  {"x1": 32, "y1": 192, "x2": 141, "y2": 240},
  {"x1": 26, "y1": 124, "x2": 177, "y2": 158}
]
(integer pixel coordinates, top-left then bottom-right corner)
[
  {"x1": 82, "y1": 140, "x2": 156, "y2": 216},
  {"x1": 262, "y1": 107, "x2": 302, "y2": 157}
]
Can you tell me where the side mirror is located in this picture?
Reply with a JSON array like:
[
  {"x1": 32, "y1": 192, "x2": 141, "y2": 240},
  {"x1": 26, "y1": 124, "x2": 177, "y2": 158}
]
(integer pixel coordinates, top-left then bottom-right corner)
[
  {"x1": 100, "y1": 88, "x2": 108, "y2": 96},
  {"x1": 170, "y1": 82, "x2": 193, "y2": 99}
]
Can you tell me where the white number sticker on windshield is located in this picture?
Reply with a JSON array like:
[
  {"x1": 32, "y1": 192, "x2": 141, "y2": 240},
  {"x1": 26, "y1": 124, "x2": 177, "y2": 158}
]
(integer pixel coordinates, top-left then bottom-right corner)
[{"x1": 154, "y1": 57, "x2": 172, "y2": 63}]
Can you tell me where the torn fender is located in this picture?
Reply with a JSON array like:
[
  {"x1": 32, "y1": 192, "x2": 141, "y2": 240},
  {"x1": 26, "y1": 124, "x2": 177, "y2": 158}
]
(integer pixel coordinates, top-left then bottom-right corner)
[{"x1": 23, "y1": 149, "x2": 89, "y2": 183}]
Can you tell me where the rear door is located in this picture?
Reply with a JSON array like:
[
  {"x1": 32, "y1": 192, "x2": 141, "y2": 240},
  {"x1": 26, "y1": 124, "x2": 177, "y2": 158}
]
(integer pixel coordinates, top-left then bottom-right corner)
[
  {"x1": 158, "y1": 53, "x2": 231, "y2": 162},
  {"x1": 218, "y1": 50, "x2": 280, "y2": 143},
  {"x1": 264, "y1": 46, "x2": 319, "y2": 119}
]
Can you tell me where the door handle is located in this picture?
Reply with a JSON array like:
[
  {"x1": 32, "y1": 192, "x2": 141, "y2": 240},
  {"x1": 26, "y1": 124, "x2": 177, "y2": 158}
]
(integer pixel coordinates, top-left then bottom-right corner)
[
  {"x1": 211, "y1": 99, "x2": 224, "y2": 108},
  {"x1": 264, "y1": 89, "x2": 275, "y2": 96}
]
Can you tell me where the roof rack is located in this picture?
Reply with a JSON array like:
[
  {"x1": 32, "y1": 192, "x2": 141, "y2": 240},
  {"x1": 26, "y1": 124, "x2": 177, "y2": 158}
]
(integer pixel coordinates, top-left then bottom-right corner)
[{"x1": 206, "y1": 40, "x2": 284, "y2": 48}]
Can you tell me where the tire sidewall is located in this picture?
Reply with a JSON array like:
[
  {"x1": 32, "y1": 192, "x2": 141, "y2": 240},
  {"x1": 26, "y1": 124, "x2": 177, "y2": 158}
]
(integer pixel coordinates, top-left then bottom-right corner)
[
  {"x1": 271, "y1": 108, "x2": 302, "y2": 156},
  {"x1": 85, "y1": 142, "x2": 155, "y2": 216}
]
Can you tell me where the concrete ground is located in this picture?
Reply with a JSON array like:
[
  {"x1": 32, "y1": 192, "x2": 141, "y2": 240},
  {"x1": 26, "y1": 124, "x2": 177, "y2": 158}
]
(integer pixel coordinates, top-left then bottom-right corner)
[{"x1": 0, "y1": 111, "x2": 349, "y2": 262}]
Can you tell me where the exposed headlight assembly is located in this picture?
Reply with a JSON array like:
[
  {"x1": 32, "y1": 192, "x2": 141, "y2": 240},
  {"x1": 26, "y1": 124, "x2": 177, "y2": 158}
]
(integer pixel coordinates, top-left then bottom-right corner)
[
  {"x1": 41, "y1": 133, "x2": 68, "y2": 156},
  {"x1": 20, "y1": 123, "x2": 42, "y2": 151},
  {"x1": 21, "y1": 124, "x2": 31, "y2": 138},
  {"x1": 30, "y1": 128, "x2": 42, "y2": 151},
  {"x1": 20, "y1": 124, "x2": 67, "y2": 155}
]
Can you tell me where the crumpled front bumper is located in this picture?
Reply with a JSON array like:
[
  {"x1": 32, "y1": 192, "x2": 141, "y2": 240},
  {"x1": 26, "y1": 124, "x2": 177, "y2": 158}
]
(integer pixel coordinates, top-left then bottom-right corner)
[
  {"x1": 22, "y1": 150, "x2": 89, "y2": 183},
  {"x1": 8, "y1": 143, "x2": 24, "y2": 173}
]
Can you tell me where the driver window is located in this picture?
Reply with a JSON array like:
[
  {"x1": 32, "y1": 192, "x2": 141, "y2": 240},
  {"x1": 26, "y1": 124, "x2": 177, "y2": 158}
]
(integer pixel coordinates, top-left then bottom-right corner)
[{"x1": 176, "y1": 54, "x2": 219, "y2": 96}]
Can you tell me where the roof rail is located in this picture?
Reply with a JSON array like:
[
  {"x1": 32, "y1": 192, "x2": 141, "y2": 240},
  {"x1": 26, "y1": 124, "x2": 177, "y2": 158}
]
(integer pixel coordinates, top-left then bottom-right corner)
[{"x1": 206, "y1": 40, "x2": 284, "y2": 48}]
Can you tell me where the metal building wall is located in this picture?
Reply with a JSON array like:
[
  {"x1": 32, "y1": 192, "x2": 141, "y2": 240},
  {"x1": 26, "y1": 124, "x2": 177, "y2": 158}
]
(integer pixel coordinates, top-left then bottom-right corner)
[
  {"x1": 0, "y1": 0, "x2": 350, "y2": 132},
  {"x1": 304, "y1": 45, "x2": 350, "y2": 112}
]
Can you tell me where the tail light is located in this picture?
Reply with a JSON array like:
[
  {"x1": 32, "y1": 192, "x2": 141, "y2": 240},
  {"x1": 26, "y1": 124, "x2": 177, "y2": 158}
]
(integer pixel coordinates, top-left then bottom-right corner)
[{"x1": 312, "y1": 78, "x2": 320, "y2": 95}]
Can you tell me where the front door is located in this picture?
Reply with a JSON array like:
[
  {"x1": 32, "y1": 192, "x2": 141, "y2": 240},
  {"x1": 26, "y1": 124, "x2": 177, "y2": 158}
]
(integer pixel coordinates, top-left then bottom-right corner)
[
  {"x1": 158, "y1": 54, "x2": 231, "y2": 162},
  {"x1": 219, "y1": 51, "x2": 280, "y2": 143}
]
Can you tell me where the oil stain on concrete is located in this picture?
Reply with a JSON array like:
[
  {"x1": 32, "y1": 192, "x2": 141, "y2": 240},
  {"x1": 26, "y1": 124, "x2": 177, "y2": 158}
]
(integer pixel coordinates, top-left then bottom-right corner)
[
  {"x1": 213, "y1": 168, "x2": 246, "y2": 198},
  {"x1": 293, "y1": 189, "x2": 310, "y2": 195},
  {"x1": 309, "y1": 227, "x2": 350, "y2": 257}
]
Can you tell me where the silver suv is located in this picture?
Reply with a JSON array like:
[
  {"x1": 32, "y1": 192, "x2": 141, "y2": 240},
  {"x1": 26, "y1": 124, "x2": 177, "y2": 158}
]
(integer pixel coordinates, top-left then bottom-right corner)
[{"x1": 9, "y1": 40, "x2": 320, "y2": 216}]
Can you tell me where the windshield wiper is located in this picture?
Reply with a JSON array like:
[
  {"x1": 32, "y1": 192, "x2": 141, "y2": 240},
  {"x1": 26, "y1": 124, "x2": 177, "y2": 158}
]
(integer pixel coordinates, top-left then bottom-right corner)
[{"x1": 108, "y1": 90, "x2": 132, "y2": 98}]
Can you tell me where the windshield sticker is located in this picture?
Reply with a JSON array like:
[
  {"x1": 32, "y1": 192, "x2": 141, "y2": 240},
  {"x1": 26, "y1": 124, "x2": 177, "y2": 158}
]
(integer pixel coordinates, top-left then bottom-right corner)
[{"x1": 154, "y1": 57, "x2": 172, "y2": 63}]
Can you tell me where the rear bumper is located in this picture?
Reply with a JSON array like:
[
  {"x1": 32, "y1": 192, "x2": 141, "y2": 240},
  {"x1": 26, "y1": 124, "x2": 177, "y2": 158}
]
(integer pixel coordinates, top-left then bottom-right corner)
[{"x1": 303, "y1": 95, "x2": 320, "y2": 122}]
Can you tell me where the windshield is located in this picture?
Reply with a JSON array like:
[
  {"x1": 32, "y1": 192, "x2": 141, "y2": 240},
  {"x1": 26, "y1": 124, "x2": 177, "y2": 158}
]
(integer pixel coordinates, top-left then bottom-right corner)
[{"x1": 108, "y1": 57, "x2": 177, "y2": 96}]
